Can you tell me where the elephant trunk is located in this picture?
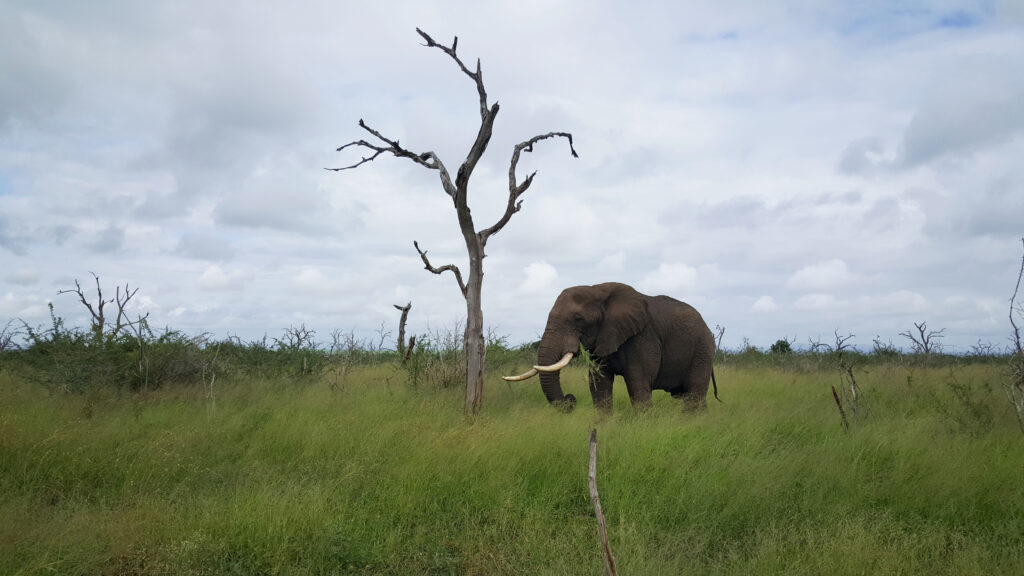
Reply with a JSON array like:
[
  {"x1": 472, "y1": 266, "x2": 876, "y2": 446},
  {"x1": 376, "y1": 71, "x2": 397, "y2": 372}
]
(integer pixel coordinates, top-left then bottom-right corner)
[{"x1": 537, "y1": 335, "x2": 577, "y2": 412}]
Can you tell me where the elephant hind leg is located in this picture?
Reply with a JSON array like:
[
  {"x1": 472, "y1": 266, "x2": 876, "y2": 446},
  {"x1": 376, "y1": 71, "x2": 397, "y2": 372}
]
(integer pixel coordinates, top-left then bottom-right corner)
[
  {"x1": 669, "y1": 386, "x2": 707, "y2": 411},
  {"x1": 680, "y1": 390, "x2": 708, "y2": 412}
]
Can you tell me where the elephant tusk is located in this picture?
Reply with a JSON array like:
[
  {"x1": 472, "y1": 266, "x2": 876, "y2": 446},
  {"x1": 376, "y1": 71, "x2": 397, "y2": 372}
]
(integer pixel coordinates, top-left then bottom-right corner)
[
  {"x1": 534, "y1": 352, "x2": 574, "y2": 373},
  {"x1": 502, "y1": 368, "x2": 538, "y2": 382}
]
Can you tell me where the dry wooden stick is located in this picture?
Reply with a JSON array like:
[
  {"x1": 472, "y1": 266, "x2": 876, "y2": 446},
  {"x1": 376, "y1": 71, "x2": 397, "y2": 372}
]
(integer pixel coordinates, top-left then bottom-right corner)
[
  {"x1": 589, "y1": 428, "x2": 617, "y2": 576},
  {"x1": 831, "y1": 385, "x2": 850, "y2": 432}
]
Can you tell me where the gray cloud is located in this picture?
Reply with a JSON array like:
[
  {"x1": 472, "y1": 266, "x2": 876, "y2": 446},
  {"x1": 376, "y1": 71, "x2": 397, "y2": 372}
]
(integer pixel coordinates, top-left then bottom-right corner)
[
  {"x1": 898, "y1": 58, "x2": 1024, "y2": 168},
  {"x1": 836, "y1": 137, "x2": 886, "y2": 175},
  {"x1": 176, "y1": 232, "x2": 235, "y2": 262},
  {"x1": 90, "y1": 225, "x2": 125, "y2": 254},
  {"x1": 5, "y1": 268, "x2": 39, "y2": 286},
  {"x1": 0, "y1": 214, "x2": 28, "y2": 255}
]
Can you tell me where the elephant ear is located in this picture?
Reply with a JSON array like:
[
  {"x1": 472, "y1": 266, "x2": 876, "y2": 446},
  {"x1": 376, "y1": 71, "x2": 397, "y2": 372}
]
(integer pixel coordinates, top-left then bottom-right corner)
[{"x1": 594, "y1": 286, "x2": 647, "y2": 357}]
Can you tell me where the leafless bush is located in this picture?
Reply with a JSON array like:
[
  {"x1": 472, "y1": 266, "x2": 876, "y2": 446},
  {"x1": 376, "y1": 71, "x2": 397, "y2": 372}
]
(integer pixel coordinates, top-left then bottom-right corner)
[
  {"x1": 275, "y1": 324, "x2": 317, "y2": 351},
  {"x1": 371, "y1": 321, "x2": 392, "y2": 353},
  {"x1": 1, "y1": 319, "x2": 22, "y2": 352},
  {"x1": 808, "y1": 330, "x2": 856, "y2": 355},
  {"x1": 968, "y1": 339, "x2": 1000, "y2": 358},
  {"x1": 872, "y1": 335, "x2": 900, "y2": 357},
  {"x1": 900, "y1": 321, "x2": 945, "y2": 356},
  {"x1": 810, "y1": 331, "x2": 868, "y2": 427}
]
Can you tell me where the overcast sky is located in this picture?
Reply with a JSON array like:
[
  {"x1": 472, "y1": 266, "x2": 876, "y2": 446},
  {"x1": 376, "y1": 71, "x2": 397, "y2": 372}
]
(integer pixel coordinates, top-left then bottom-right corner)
[{"x1": 2, "y1": 1, "x2": 1023, "y2": 353}]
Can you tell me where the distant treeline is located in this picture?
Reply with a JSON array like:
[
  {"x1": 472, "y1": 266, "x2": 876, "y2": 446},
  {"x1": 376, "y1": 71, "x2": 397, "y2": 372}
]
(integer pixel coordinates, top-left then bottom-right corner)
[{"x1": 0, "y1": 314, "x2": 1010, "y2": 394}]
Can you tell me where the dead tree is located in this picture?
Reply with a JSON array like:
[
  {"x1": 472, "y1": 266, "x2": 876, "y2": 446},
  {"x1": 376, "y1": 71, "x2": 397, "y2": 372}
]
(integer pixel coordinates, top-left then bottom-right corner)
[
  {"x1": 1007, "y1": 238, "x2": 1024, "y2": 435},
  {"x1": 713, "y1": 324, "x2": 726, "y2": 353},
  {"x1": 899, "y1": 321, "x2": 946, "y2": 356},
  {"x1": 331, "y1": 29, "x2": 577, "y2": 414},
  {"x1": 394, "y1": 302, "x2": 412, "y2": 358},
  {"x1": 57, "y1": 272, "x2": 148, "y2": 344}
]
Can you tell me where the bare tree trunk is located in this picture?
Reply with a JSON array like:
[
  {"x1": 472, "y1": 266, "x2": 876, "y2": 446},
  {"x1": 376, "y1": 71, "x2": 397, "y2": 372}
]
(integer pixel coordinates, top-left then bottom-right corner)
[
  {"x1": 464, "y1": 268, "x2": 485, "y2": 414},
  {"x1": 394, "y1": 302, "x2": 411, "y2": 357}
]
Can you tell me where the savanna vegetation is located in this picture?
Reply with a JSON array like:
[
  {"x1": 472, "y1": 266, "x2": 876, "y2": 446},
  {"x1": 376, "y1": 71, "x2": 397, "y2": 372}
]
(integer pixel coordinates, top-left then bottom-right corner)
[{"x1": 2, "y1": 312, "x2": 1023, "y2": 575}]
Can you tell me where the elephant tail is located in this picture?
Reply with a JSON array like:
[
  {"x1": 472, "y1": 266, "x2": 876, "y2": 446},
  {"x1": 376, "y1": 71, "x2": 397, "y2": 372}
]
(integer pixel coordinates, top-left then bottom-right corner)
[{"x1": 711, "y1": 368, "x2": 721, "y2": 403}]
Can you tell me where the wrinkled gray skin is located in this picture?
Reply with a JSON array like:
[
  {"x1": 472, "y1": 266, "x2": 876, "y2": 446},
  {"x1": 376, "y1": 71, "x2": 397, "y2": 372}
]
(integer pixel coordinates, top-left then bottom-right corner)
[{"x1": 537, "y1": 282, "x2": 717, "y2": 413}]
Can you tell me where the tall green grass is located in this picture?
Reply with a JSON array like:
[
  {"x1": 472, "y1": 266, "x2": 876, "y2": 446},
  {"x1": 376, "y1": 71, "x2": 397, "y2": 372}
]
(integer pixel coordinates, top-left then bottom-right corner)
[{"x1": 1, "y1": 362, "x2": 1022, "y2": 575}]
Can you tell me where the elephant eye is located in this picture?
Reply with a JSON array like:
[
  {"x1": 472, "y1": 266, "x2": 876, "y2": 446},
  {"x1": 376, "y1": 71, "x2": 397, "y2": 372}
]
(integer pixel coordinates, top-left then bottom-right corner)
[{"x1": 573, "y1": 312, "x2": 585, "y2": 325}]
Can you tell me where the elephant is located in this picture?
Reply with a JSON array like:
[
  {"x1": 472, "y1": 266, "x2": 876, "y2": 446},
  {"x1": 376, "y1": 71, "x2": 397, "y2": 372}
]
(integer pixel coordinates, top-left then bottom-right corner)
[{"x1": 504, "y1": 282, "x2": 718, "y2": 413}]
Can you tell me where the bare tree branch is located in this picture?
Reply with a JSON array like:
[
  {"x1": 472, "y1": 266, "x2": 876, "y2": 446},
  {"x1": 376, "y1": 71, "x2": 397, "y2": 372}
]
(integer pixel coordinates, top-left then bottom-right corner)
[
  {"x1": 56, "y1": 272, "x2": 147, "y2": 342},
  {"x1": 414, "y1": 241, "x2": 467, "y2": 298},
  {"x1": 57, "y1": 273, "x2": 105, "y2": 339},
  {"x1": 479, "y1": 132, "x2": 579, "y2": 244},
  {"x1": 415, "y1": 28, "x2": 488, "y2": 119},
  {"x1": 328, "y1": 121, "x2": 458, "y2": 198},
  {"x1": 113, "y1": 282, "x2": 148, "y2": 339}
]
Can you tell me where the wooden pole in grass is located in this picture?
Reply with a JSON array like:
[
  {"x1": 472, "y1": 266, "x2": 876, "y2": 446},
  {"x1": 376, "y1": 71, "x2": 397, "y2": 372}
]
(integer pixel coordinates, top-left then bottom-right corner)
[
  {"x1": 589, "y1": 428, "x2": 617, "y2": 576},
  {"x1": 831, "y1": 385, "x2": 850, "y2": 432}
]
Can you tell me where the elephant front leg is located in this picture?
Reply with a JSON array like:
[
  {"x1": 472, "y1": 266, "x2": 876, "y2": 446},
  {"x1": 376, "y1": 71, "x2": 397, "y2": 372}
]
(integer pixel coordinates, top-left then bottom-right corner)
[
  {"x1": 622, "y1": 367, "x2": 653, "y2": 410},
  {"x1": 588, "y1": 367, "x2": 614, "y2": 412}
]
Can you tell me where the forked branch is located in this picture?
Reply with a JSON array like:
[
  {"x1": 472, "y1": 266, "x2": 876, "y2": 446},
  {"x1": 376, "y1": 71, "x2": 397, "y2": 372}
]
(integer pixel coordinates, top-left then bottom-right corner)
[
  {"x1": 480, "y1": 132, "x2": 579, "y2": 244},
  {"x1": 328, "y1": 121, "x2": 457, "y2": 197},
  {"x1": 414, "y1": 240, "x2": 467, "y2": 297},
  {"x1": 415, "y1": 28, "x2": 488, "y2": 119}
]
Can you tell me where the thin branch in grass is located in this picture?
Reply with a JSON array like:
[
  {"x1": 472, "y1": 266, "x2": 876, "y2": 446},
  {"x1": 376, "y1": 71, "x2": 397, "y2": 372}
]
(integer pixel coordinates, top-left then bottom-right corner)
[
  {"x1": 588, "y1": 428, "x2": 618, "y2": 576},
  {"x1": 831, "y1": 385, "x2": 850, "y2": 433}
]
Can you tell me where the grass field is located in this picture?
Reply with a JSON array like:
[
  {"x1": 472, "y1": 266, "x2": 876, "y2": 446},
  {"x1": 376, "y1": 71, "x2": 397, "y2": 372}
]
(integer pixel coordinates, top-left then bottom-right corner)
[{"x1": 2, "y1": 361, "x2": 1022, "y2": 575}]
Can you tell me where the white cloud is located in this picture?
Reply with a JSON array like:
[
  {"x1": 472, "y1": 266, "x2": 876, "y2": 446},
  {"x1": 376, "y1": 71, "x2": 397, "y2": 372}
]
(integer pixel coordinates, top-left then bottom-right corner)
[
  {"x1": 640, "y1": 262, "x2": 697, "y2": 295},
  {"x1": 197, "y1": 265, "x2": 249, "y2": 291},
  {"x1": 520, "y1": 261, "x2": 559, "y2": 295},
  {"x1": 793, "y1": 293, "x2": 843, "y2": 311},
  {"x1": 874, "y1": 290, "x2": 928, "y2": 315},
  {"x1": 598, "y1": 251, "x2": 626, "y2": 274},
  {"x1": 295, "y1": 267, "x2": 325, "y2": 290},
  {"x1": 752, "y1": 295, "x2": 779, "y2": 313},
  {"x1": 787, "y1": 259, "x2": 857, "y2": 292}
]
